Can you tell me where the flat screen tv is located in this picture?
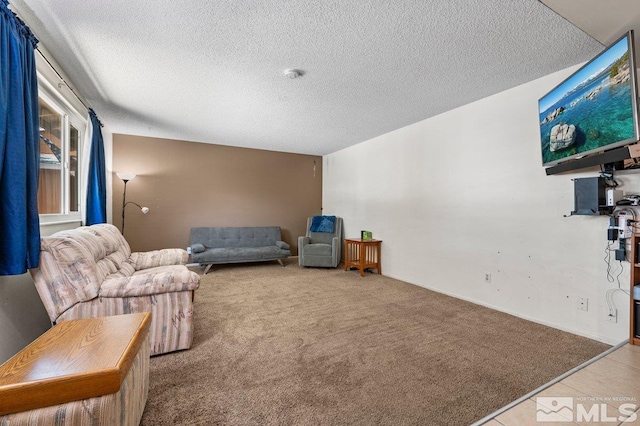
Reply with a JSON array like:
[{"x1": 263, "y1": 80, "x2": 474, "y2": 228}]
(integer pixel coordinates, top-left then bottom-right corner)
[{"x1": 539, "y1": 30, "x2": 639, "y2": 170}]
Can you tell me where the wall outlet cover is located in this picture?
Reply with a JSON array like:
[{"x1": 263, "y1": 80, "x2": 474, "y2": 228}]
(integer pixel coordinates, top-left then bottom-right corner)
[{"x1": 577, "y1": 297, "x2": 588, "y2": 311}]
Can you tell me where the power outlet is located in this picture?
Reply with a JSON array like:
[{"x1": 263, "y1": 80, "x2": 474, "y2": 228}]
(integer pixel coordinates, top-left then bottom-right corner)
[
  {"x1": 484, "y1": 273, "x2": 491, "y2": 283},
  {"x1": 577, "y1": 297, "x2": 588, "y2": 311},
  {"x1": 606, "y1": 309, "x2": 617, "y2": 323}
]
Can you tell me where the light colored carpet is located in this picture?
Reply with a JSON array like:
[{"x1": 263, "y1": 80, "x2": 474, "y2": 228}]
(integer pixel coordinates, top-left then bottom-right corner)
[{"x1": 141, "y1": 259, "x2": 610, "y2": 425}]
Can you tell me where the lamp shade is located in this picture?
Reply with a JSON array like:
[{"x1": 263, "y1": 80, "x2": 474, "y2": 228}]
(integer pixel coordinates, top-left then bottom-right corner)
[{"x1": 116, "y1": 172, "x2": 136, "y2": 182}]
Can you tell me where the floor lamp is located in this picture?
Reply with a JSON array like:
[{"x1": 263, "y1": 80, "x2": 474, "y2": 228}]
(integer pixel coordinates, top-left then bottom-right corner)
[{"x1": 116, "y1": 172, "x2": 149, "y2": 236}]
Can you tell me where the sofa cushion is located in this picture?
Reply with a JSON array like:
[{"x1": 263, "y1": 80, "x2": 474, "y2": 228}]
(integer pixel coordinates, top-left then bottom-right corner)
[
  {"x1": 100, "y1": 266, "x2": 200, "y2": 298},
  {"x1": 308, "y1": 231, "x2": 335, "y2": 245},
  {"x1": 105, "y1": 262, "x2": 135, "y2": 280},
  {"x1": 76, "y1": 224, "x2": 132, "y2": 281},
  {"x1": 128, "y1": 248, "x2": 189, "y2": 270},
  {"x1": 303, "y1": 243, "x2": 332, "y2": 256},
  {"x1": 192, "y1": 246, "x2": 289, "y2": 264},
  {"x1": 39, "y1": 238, "x2": 102, "y2": 305},
  {"x1": 191, "y1": 227, "x2": 283, "y2": 249},
  {"x1": 191, "y1": 243, "x2": 205, "y2": 253}
]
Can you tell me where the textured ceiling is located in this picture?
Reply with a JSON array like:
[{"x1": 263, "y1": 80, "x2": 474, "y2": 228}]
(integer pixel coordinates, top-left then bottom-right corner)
[{"x1": 9, "y1": 0, "x2": 606, "y2": 155}]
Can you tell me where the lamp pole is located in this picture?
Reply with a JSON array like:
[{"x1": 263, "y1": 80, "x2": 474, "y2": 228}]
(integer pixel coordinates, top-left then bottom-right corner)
[
  {"x1": 121, "y1": 179, "x2": 129, "y2": 235},
  {"x1": 116, "y1": 173, "x2": 148, "y2": 237}
]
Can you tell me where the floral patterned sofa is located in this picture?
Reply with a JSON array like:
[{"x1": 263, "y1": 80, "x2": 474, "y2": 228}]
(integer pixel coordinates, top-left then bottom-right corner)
[{"x1": 30, "y1": 223, "x2": 200, "y2": 356}]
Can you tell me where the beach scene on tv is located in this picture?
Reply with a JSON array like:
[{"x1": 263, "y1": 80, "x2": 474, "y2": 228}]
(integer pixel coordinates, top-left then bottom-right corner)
[{"x1": 539, "y1": 35, "x2": 637, "y2": 166}]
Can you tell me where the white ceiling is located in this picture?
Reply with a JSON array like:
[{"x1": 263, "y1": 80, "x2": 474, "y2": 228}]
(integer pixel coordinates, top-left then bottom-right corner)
[{"x1": 8, "y1": 0, "x2": 635, "y2": 156}]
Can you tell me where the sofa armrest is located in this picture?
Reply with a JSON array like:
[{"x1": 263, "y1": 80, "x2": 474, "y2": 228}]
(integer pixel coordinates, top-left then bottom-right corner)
[
  {"x1": 100, "y1": 268, "x2": 200, "y2": 297},
  {"x1": 275, "y1": 240, "x2": 290, "y2": 250},
  {"x1": 128, "y1": 248, "x2": 188, "y2": 271},
  {"x1": 191, "y1": 243, "x2": 206, "y2": 253},
  {"x1": 331, "y1": 236, "x2": 340, "y2": 248},
  {"x1": 332, "y1": 236, "x2": 341, "y2": 258},
  {"x1": 298, "y1": 236, "x2": 309, "y2": 247}
]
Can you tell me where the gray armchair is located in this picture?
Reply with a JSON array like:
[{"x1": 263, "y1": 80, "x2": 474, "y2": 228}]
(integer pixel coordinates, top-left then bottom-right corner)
[{"x1": 298, "y1": 216, "x2": 342, "y2": 268}]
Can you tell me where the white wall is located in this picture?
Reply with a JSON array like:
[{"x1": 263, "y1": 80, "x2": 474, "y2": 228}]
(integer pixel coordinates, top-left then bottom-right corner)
[
  {"x1": 0, "y1": 273, "x2": 51, "y2": 363},
  {"x1": 323, "y1": 65, "x2": 640, "y2": 345},
  {"x1": 0, "y1": 224, "x2": 76, "y2": 364}
]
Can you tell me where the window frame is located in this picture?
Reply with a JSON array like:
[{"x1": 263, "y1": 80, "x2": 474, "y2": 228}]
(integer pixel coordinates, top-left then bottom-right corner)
[{"x1": 37, "y1": 73, "x2": 86, "y2": 225}]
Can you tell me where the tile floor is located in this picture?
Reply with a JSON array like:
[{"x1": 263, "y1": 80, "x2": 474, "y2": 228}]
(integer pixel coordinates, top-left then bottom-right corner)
[{"x1": 478, "y1": 344, "x2": 640, "y2": 425}]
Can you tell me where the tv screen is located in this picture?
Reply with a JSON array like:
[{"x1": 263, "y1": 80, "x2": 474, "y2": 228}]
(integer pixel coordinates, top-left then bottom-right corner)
[{"x1": 539, "y1": 30, "x2": 639, "y2": 168}]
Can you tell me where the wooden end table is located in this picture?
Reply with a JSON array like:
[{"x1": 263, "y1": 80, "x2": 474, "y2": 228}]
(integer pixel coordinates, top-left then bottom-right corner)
[
  {"x1": 344, "y1": 238, "x2": 382, "y2": 277},
  {"x1": 0, "y1": 313, "x2": 151, "y2": 416}
]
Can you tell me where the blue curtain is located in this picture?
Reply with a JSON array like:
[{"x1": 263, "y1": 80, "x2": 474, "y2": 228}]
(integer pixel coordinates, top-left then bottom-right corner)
[
  {"x1": 0, "y1": 1, "x2": 40, "y2": 275},
  {"x1": 85, "y1": 109, "x2": 106, "y2": 225}
]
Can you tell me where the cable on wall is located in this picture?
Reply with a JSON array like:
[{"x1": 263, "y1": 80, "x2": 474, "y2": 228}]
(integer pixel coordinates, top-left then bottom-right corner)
[{"x1": 603, "y1": 205, "x2": 636, "y2": 319}]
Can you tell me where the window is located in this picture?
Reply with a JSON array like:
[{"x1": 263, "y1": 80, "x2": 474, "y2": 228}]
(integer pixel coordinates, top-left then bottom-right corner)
[{"x1": 37, "y1": 76, "x2": 86, "y2": 222}]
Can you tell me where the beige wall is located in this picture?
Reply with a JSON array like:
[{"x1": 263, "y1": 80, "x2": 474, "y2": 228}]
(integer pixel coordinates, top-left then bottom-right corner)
[{"x1": 112, "y1": 135, "x2": 322, "y2": 254}]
